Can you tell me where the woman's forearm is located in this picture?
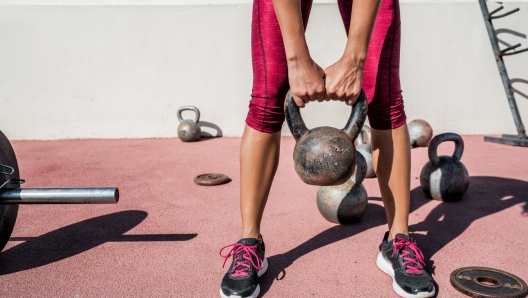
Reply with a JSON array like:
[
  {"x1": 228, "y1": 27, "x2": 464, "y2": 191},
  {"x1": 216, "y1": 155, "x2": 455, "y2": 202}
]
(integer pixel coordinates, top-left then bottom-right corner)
[
  {"x1": 344, "y1": 0, "x2": 382, "y2": 61},
  {"x1": 272, "y1": 0, "x2": 310, "y2": 62}
]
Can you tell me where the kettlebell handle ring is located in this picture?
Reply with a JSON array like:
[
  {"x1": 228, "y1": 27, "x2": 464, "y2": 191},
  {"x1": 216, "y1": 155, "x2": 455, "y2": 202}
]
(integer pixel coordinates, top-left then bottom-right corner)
[
  {"x1": 428, "y1": 133, "x2": 464, "y2": 166},
  {"x1": 177, "y1": 106, "x2": 200, "y2": 123},
  {"x1": 284, "y1": 89, "x2": 368, "y2": 141},
  {"x1": 341, "y1": 91, "x2": 368, "y2": 140}
]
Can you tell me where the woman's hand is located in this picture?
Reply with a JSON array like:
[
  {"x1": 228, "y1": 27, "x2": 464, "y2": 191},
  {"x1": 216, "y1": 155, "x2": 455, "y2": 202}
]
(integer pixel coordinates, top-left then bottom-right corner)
[
  {"x1": 288, "y1": 57, "x2": 326, "y2": 107},
  {"x1": 271, "y1": 0, "x2": 326, "y2": 107},
  {"x1": 324, "y1": 0, "x2": 381, "y2": 106},
  {"x1": 324, "y1": 55, "x2": 365, "y2": 106}
]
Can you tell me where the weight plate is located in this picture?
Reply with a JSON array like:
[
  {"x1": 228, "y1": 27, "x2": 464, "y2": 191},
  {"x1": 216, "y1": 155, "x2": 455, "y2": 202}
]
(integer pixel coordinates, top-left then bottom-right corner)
[
  {"x1": 194, "y1": 173, "x2": 231, "y2": 186},
  {"x1": 451, "y1": 267, "x2": 528, "y2": 298},
  {"x1": 0, "y1": 130, "x2": 20, "y2": 253}
]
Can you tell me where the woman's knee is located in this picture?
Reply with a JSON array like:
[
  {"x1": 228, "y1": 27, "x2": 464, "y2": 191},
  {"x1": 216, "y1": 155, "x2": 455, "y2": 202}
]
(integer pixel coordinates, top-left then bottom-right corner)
[
  {"x1": 368, "y1": 98, "x2": 407, "y2": 130},
  {"x1": 246, "y1": 97, "x2": 286, "y2": 133}
]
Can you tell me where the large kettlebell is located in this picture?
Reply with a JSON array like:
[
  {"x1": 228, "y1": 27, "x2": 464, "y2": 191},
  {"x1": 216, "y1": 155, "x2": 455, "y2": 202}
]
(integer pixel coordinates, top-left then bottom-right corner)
[
  {"x1": 408, "y1": 119, "x2": 433, "y2": 147},
  {"x1": 316, "y1": 152, "x2": 368, "y2": 224},
  {"x1": 420, "y1": 133, "x2": 469, "y2": 202},
  {"x1": 285, "y1": 90, "x2": 368, "y2": 186},
  {"x1": 177, "y1": 106, "x2": 201, "y2": 142}
]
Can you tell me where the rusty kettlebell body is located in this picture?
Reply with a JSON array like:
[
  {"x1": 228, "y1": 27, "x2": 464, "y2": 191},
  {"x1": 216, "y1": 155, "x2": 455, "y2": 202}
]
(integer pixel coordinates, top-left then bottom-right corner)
[
  {"x1": 420, "y1": 133, "x2": 470, "y2": 201},
  {"x1": 177, "y1": 106, "x2": 201, "y2": 142},
  {"x1": 285, "y1": 90, "x2": 368, "y2": 186}
]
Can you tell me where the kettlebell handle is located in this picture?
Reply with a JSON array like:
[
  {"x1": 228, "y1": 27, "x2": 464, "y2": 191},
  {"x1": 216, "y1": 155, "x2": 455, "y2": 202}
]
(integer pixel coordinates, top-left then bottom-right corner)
[
  {"x1": 284, "y1": 91, "x2": 308, "y2": 140},
  {"x1": 284, "y1": 90, "x2": 368, "y2": 141},
  {"x1": 428, "y1": 133, "x2": 464, "y2": 166},
  {"x1": 177, "y1": 106, "x2": 200, "y2": 123},
  {"x1": 342, "y1": 90, "x2": 368, "y2": 139}
]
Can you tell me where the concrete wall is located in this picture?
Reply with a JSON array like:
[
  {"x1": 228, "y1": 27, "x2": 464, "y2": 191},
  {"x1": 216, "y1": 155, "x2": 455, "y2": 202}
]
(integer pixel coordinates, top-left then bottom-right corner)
[{"x1": 1, "y1": 1, "x2": 527, "y2": 140}]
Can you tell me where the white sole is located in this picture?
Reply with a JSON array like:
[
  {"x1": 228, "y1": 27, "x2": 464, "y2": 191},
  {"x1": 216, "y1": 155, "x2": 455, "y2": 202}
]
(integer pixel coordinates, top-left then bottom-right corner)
[
  {"x1": 376, "y1": 252, "x2": 435, "y2": 298},
  {"x1": 219, "y1": 258, "x2": 268, "y2": 298}
]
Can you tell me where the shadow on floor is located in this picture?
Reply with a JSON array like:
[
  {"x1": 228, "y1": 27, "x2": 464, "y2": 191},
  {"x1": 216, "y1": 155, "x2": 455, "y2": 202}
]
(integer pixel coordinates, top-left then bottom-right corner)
[
  {"x1": 510, "y1": 78, "x2": 528, "y2": 100},
  {"x1": 0, "y1": 210, "x2": 197, "y2": 276},
  {"x1": 260, "y1": 176, "x2": 528, "y2": 297},
  {"x1": 259, "y1": 203, "x2": 389, "y2": 296},
  {"x1": 409, "y1": 176, "x2": 528, "y2": 265},
  {"x1": 199, "y1": 121, "x2": 223, "y2": 140}
]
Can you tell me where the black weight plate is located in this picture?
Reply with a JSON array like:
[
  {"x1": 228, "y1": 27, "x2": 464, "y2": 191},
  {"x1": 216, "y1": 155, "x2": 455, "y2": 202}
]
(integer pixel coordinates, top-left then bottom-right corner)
[
  {"x1": 451, "y1": 267, "x2": 528, "y2": 298},
  {"x1": 194, "y1": 173, "x2": 231, "y2": 186},
  {"x1": 0, "y1": 130, "x2": 20, "y2": 253}
]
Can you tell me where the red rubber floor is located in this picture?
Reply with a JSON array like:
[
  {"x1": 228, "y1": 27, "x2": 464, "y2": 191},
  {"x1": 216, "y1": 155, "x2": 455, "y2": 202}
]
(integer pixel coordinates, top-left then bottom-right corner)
[{"x1": 2, "y1": 136, "x2": 527, "y2": 297}]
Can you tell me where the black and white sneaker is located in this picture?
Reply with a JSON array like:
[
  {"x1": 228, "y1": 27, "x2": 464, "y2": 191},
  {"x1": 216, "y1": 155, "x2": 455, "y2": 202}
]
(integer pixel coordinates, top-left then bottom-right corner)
[
  {"x1": 219, "y1": 237, "x2": 268, "y2": 298},
  {"x1": 377, "y1": 232, "x2": 435, "y2": 298}
]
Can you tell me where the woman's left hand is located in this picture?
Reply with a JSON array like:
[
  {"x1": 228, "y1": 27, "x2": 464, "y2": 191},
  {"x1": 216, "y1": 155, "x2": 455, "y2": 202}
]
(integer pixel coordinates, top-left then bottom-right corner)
[{"x1": 324, "y1": 56, "x2": 365, "y2": 106}]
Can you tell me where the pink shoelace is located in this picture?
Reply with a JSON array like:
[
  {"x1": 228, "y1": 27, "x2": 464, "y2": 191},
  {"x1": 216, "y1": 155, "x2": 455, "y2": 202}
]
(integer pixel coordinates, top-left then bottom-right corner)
[
  {"x1": 392, "y1": 237, "x2": 426, "y2": 274},
  {"x1": 220, "y1": 243, "x2": 264, "y2": 277}
]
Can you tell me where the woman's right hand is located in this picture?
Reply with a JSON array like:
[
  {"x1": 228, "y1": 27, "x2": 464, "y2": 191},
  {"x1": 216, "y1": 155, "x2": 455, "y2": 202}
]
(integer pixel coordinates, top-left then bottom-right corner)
[{"x1": 287, "y1": 57, "x2": 326, "y2": 108}]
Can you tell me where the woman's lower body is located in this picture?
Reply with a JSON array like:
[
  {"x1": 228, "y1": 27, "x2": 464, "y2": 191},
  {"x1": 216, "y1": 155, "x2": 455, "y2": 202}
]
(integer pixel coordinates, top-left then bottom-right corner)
[{"x1": 219, "y1": 1, "x2": 435, "y2": 297}]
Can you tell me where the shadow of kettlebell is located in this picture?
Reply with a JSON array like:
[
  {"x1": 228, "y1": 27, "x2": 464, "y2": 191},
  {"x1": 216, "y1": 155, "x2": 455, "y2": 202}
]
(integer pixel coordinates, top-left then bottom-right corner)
[{"x1": 200, "y1": 121, "x2": 223, "y2": 139}]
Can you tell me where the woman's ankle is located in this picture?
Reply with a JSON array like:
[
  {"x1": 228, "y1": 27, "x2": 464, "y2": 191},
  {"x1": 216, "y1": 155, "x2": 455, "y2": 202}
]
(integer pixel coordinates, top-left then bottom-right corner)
[
  {"x1": 241, "y1": 229, "x2": 261, "y2": 239},
  {"x1": 388, "y1": 227, "x2": 409, "y2": 240}
]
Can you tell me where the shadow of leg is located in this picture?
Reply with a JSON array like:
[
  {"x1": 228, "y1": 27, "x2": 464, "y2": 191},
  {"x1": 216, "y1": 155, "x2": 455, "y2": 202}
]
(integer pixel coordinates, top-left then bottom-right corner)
[
  {"x1": 408, "y1": 176, "x2": 528, "y2": 297},
  {"x1": 259, "y1": 203, "x2": 388, "y2": 296}
]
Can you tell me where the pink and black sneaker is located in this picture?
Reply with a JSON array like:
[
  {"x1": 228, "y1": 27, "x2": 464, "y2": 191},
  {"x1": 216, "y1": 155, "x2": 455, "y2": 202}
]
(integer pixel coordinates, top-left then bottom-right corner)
[
  {"x1": 219, "y1": 238, "x2": 268, "y2": 298},
  {"x1": 377, "y1": 232, "x2": 435, "y2": 298}
]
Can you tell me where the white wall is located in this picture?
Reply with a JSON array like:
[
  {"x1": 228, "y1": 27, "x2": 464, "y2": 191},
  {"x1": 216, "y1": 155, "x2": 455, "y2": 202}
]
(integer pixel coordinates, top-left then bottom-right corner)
[{"x1": 1, "y1": 1, "x2": 527, "y2": 140}]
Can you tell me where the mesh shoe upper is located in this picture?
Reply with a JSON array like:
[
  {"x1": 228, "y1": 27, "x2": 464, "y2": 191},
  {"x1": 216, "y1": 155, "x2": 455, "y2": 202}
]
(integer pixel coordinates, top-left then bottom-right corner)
[
  {"x1": 380, "y1": 232, "x2": 434, "y2": 295},
  {"x1": 220, "y1": 238, "x2": 265, "y2": 297}
]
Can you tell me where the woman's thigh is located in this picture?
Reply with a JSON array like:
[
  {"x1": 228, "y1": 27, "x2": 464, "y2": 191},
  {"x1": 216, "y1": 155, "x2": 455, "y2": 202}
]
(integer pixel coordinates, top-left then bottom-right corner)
[
  {"x1": 247, "y1": 0, "x2": 313, "y2": 133},
  {"x1": 338, "y1": 0, "x2": 406, "y2": 130}
]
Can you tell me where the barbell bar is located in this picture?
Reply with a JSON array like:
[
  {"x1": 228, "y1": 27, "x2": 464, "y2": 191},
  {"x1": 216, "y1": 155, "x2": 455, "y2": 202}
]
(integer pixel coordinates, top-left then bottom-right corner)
[{"x1": 0, "y1": 187, "x2": 118, "y2": 204}]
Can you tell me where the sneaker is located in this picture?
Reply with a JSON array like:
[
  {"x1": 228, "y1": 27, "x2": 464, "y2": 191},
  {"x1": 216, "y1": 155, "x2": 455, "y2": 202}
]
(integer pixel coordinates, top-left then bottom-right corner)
[
  {"x1": 219, "y1": 237, "x2": 268, "y2": 298},
  {"x1": 376, "y1": 232, "x2": 435, "y2": 298}
]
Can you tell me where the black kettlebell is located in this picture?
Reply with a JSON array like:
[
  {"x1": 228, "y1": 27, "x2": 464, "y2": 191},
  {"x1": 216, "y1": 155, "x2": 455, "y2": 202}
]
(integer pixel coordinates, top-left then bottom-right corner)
[
  {"x1": 420, "y1": 133, "x2": 470, "y2": 202},
  {"x1": 285, "y1": 90, "x2": 368, "y2": 186}
]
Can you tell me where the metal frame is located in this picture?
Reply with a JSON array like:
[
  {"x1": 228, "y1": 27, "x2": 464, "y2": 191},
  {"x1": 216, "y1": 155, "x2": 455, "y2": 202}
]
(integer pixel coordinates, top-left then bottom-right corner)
[{"x1": 478, "y1": 0, "x2": 528, "y2": 146}]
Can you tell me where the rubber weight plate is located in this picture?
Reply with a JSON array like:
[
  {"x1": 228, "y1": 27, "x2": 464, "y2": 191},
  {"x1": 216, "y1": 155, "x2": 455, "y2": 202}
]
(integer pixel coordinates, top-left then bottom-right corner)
[
  {"x1": 0, "y1": 130, "x2": 20, "y2": 253},
  {"x1": 194, "y1": 173, "x2": 231, "y2": 186},
  {"x1": 451, "y1": 267, "x2": 528, "y2": 298}
]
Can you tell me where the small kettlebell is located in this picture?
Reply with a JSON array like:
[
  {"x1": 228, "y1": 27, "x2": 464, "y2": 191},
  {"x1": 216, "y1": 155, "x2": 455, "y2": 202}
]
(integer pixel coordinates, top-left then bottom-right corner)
[
  {"x1": 177, "y1": 106, "x2": 201, "y2": 142},
  {"x1": 420, "y1": 133, "x2": 469, "y2": 202},
  {"x1": 357, "y1": 147, "x2": 376, "y2": 178},
  {"x1": 356, "y1": 124, "x2": 372, "y2": 152},
  {"x1": 285, "y1": 90, "x2": 368, "y2": 186},
  {"x1": 408, "y1": 119, "x2": 433, "y2": 147},
  {"x1": 349, "y1": 151, "x2": 368, "y2": 185}
]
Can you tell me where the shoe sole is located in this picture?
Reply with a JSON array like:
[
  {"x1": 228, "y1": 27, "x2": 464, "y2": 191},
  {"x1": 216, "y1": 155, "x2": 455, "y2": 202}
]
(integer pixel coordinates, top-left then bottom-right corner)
[
  {"x1": 376, "y1": 252, "x2": 435, "y2": 298},
  {"x1": 219, "y1": 258, "x2": 269, "y2": 298}
]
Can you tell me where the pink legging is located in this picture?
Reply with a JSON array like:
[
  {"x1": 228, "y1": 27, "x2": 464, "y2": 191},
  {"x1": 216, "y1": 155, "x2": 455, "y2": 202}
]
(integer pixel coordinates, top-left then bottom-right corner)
[{"x1": 246, "y1": 0, "x2": 405, "y2": 132}]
